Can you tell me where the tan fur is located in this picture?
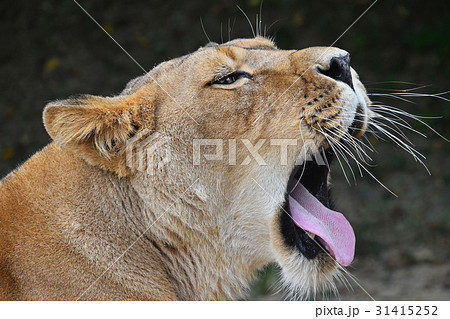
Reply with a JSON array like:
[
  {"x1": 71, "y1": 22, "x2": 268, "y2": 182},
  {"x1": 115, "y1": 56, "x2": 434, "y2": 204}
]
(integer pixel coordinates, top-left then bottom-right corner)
[{"x1": 0, "y1": 37, "x2": 371, "y2": 300}]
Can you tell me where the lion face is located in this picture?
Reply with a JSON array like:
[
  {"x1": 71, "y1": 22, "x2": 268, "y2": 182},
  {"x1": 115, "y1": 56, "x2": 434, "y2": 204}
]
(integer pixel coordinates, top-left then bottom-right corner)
[{"x1": 43, "y1": 37, "x2": 372, "y2": 299}]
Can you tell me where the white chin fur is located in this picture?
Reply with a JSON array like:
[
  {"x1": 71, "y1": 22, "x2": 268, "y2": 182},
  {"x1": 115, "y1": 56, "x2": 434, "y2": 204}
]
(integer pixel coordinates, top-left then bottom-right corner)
[{"x1": 276, "y1": 250, "x2": 340, "y2": 300}]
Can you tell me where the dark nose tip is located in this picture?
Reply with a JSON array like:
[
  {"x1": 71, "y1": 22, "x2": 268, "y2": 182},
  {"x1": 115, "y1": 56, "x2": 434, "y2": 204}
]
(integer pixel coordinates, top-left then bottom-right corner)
[{"x1": 318, "y1": 54, "x2": 354, "y2": 90}]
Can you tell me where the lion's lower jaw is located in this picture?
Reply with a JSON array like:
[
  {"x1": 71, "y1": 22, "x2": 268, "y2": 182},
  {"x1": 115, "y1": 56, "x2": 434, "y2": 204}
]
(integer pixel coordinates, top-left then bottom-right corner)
[
  {"x1": 276, "y1": 253, "x2": 340, "y2": 300},
  {"x1": 165, "y1": 244, "x2": 340, "y2": 300}
]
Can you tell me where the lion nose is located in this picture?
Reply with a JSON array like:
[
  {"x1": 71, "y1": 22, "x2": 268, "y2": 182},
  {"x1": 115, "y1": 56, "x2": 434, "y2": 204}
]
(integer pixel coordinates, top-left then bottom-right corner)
[{"x1": 318, "y1": 54, "x2": 354, "y2": 90}]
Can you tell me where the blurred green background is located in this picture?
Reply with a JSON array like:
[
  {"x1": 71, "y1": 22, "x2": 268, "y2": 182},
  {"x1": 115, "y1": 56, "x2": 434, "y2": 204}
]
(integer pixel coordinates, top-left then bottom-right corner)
[{"x1": 1, "y1": 0, "x2": 449, "y2": 300}]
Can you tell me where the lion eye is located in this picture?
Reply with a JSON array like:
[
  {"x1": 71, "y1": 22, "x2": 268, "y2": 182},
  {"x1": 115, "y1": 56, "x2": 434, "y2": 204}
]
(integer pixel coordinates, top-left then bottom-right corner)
[{"x1": 211, "y1": 71, "x2": 251, "y2": 85}]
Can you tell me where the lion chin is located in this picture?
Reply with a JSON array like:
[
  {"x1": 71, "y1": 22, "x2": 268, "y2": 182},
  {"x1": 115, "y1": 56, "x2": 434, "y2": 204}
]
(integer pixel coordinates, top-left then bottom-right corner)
[{"x1": 0, "y1": 37, "x2": 371, "y2": 300}]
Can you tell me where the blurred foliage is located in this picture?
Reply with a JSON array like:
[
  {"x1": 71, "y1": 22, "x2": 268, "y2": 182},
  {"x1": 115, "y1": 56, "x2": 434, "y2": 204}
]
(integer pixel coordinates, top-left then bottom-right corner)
[{"x1": 250, "y1": 264, "x2": 280, "y2": 298}]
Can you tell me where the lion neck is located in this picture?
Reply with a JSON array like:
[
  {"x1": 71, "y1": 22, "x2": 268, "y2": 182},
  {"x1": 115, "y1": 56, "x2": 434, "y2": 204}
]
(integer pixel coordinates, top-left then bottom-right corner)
[{"x1": 128, "y1": 165, "x2": 275, "y2": 300}]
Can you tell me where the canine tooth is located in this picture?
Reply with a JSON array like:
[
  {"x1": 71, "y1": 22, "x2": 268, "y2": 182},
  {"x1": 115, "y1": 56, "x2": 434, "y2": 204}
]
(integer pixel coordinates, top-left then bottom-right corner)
[{"x1": 306, "y1": 231, "x2": 315, "y2": 239}]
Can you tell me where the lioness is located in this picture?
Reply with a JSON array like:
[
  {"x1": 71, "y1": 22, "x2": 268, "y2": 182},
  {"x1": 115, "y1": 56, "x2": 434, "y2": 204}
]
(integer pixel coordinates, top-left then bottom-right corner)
[{"x1": 0, "y1": 37, "x2": 372, "y2": 300}]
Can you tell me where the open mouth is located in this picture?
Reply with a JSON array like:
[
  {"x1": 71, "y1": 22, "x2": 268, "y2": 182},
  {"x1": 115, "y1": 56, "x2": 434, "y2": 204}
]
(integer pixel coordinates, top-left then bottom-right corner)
[{"x1": 279, "y1": 148, "x2": 355, "y2": 266}]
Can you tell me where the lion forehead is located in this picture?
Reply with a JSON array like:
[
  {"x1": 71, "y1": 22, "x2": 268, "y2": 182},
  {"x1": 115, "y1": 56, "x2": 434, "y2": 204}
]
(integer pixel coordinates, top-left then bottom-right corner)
[
  {"x1": 121, "y1": 54, "x2": 191, "y2": 95},
  {"x1": 121, "y1": 38, "x2": 280, "y2": 96}
]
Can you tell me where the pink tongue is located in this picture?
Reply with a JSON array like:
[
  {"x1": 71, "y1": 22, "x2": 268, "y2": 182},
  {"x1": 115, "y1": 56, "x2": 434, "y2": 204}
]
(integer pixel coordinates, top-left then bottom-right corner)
[{"x1": 288, "y1": 179, "x2": 355, "y2": 266}]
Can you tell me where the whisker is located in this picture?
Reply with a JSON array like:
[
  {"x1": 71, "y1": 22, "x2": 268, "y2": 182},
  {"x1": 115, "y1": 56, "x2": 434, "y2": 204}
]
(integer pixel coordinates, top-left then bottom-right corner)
[
  {"x1": 321, "y1": 115, "x2": 374, "y2": 156},
  {"x1": 365, "y1": 84, "x2": 432, "y2": 92},
  {"x1": 289, "y1": 119, "x2": 308, "y2": 194},
  {"x1": 364, "y1": 80, "x2": 419, "y2": 86},
  {"x1": 371, "y1": 107, "x2": 424, "y2": 137},
  {"x1": 371, "y1": 116, "x2": 414, "y2": 144},
  {"x1": 372, "y1": 104, "x2": 449, "y2": 142},
  {"x1": 362, "y1": 135, "x2": 377, "y2": 153},
  {"x1": 334, "y1": 137, "x2": 398, "y2": 196},
  {"x1": 322, "y1": 147, "x2": 331, "y2": 171},
  {"x1": 235, "y1": 3, "x2": 256, "y2": 37},
  {"x1": 368, "y1": 93, "x2": 416, "y2": 104},
  {"x1": 370, "y1": 123, "x2": 431, "y2": 174},
  {"x1": 199, "y1": 17, "x2": 212, "y2": 43},
  {"x1": 314, "y1": 115, "x2": 374, "y2": 163},
  {"x1": 315, "y1": 123, "x2": 398, "y2": 196},
  {"x1": 321, "y1": 128, "x2": 363, "y2": 179},
  {"x1": 394, "y1": 91, "x2": 450, "y2": 103},
  {"x1": 265, "y1": 18, "x2": 283, "y2": 37},
  {"x1": 325, "y1": 125, "x2": 373, "y2": 166},
  {"x1": 259, "y1": 0, "x2": 264, "y2": 38},
  {"x1": 229, "y1": 17, "x2": 236, "y2": 40},
  {"x1": 372, "y1": 103, "x2": 442, "y2": 119},
  {"x1": 315, "y1": 125, "x2": 353, "y2": 185}
]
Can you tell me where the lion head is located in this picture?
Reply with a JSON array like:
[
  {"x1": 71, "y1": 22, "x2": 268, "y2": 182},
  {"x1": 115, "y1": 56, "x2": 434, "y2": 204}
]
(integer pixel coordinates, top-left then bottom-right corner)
[{"x1": 43, "y1": 37, "x2": 372, "y2": 299}]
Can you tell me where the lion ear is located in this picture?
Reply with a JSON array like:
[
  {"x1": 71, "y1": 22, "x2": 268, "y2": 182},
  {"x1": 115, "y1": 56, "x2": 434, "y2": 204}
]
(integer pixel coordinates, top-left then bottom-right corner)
[{"x1": 43, "y1": 94, "x2": 148, "y2": 175}]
